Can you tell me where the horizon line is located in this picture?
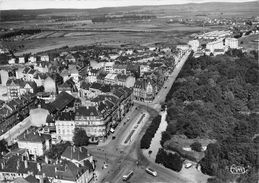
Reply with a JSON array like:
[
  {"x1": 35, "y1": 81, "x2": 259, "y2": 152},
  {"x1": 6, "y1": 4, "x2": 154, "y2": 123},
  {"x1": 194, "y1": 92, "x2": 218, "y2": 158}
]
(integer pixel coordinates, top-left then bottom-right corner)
[{"x1": 0, "y1": 0, "x2": 257, "y2": 11}]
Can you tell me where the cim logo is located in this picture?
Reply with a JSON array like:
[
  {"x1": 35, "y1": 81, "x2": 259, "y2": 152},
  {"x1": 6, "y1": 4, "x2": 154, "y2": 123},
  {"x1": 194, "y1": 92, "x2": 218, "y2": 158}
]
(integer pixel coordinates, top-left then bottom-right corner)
[{"x1": 230, "y1": 164, "x2": 250, "y2": 174}]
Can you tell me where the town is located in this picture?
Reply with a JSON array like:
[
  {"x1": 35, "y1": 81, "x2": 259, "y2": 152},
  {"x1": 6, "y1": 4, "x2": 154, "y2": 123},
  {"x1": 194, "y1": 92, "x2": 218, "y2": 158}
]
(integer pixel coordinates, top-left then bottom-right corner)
[{"x1": 0, "y1": 1, "x2": 258, "y2": 183}]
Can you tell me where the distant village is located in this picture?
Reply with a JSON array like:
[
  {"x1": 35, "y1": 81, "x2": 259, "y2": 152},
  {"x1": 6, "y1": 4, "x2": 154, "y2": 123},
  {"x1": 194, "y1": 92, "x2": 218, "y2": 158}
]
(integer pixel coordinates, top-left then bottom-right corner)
[{"x1": 0, "y1": 28, "x2": 246, "y2": 183}]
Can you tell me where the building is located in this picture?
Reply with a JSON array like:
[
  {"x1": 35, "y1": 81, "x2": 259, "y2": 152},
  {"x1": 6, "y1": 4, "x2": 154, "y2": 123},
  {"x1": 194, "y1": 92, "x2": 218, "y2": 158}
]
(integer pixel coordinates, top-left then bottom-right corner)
[
  {"x1": 75, "y1": 106, "x2": 107, "y2": 142},
  {"x1": 133, "y1": 78, "x2": 157, "y2": 103},
  {"x1": 40, "y1": 55, "x2": 49, "y2": 62},
  {"x1": 0, "y1": 69, "x2": 9, "y2": 86},
  {"x1": 117, "y1": 74, "x2": 135, "y2": 88},
  {"x1": 206, "y1": 39, "x2": 224, "y2": 53},
  {"x1": 0, "y1": 153, "x2": 94, "y2": 183},
  {"x1": 104, "y1": 62, "x2": 115, "y2": 73},
  {"x1": 8, "y1": 58, "x2": 16, "y2": 65},
  {"x1": 0, "y1": 94, "x2": 37, "y2": 144},
  {"x1": 55, "y1": 112, "x2": 75, "y2": 142},
  {"x1": 44, "y1": 76, "x2": 56, "y2": 94},
  {"x1": 176, "y1": 45, "x2": 190, "y2": 51},
  {"x1": 104, "y1": 73, "x2": 118, "y2": 85},
  {"x1": 61, "y1": 146, "x2": 94, "y2": 167},
  {"x1": 58, "y1": 78, "x2": 78, "y2": 96},
  {"x1": 34, "y1": 62, "x2": 49, "y2": 73},
  {"x1": 225, "y1": 37, "x2": 238, "y2": 49},
  {"x1": 140, "y1": 65, "x2": 150, "y2": 77},
  {"x1": 188, "y1": 40, "x2": 200, "y2": 52},
  {"x1": 87, "y1": 69, "x2": 99, "y2": 83},
  {"x1": 113, "y1": 65, "x2": 127, "y2": 74},
  {"x1": 197, "y1": 30, "x2": 232, "y2": 40},
  {"x1": 213, "y1": 49, "x2": 225, "y2": 56},
  {"x1": 79, "y1": 81, "x2": 91, "y2": 98},
  {"x1": 30, "y1": 108, "x2": 50, "y2": 127},
  {"x1": 22, "y1": 67, "x2": 37, "y2": 81},
  {"x1": 6, "y1": 79, "x2": 37, "y2": 100},
  {"x1": 18, "y1": 57, "x2": 25, "y2": 64},
  {"x1": 28, "y1": 56, "x2": 36, "y2": 63},
  {"x1": 17, "y1": 131, "x2": 51, "y2": 156}
]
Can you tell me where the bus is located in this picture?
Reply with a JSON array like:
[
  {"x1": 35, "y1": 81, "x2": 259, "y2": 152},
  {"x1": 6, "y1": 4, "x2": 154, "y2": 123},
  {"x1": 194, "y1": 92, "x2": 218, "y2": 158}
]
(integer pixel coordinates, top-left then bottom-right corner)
[
  {"x1": 145, "y1": 167, "x2": 157, "y2": 177},
  {"x1": 122, "y1": 170, "x2": 134, "y2": 181}
]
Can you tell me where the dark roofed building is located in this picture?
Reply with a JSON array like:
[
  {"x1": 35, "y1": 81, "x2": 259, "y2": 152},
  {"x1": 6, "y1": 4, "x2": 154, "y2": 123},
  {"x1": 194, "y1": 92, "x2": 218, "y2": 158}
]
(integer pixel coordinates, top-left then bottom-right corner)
[
  {"x1": 0, "y1": 153, "x2": 94, "y2": 183},
  {"x1": 61, "y1": 146, "x2": 93, "y2": 168},
  {"x1": 51, "y1": 91, "x2": 75, "y2": 112}
]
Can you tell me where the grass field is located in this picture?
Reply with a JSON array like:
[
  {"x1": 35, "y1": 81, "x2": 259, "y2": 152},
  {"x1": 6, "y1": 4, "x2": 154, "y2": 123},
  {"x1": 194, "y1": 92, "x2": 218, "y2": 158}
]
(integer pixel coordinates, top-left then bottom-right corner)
[
  {"x1": 239, "y1": 33, "x2": 259, "y2": 51},
  {"x1": 1, "y1": 21, "x2": 222, "y2": 56}
]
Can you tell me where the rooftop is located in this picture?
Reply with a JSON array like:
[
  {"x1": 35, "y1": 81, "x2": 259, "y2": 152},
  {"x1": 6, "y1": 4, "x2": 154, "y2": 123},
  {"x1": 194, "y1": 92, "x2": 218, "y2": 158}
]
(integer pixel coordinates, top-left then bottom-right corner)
[{"x1": 18, "y1": 131, "x2": 51, "y2": 143}]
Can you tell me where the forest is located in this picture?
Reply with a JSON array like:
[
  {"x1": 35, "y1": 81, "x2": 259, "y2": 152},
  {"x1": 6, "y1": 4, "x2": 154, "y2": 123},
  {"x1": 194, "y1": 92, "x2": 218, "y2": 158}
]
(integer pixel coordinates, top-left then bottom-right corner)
[{"x1": 163, "y1": 49, "x2": 259, "y2": 183}]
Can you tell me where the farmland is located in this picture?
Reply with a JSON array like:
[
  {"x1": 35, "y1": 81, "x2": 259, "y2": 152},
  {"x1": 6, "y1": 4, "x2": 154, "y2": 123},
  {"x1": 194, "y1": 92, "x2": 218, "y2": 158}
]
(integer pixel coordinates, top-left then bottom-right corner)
[{"x1": 2, "y1": 21, "x2": 219, "y2": 56}]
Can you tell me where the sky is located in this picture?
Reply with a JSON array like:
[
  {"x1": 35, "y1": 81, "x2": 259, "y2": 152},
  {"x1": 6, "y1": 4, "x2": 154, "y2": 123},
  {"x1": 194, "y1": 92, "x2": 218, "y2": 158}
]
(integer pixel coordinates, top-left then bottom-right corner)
[{"x1": 0, "y1": 0, "x2": 256, "y2": 10}]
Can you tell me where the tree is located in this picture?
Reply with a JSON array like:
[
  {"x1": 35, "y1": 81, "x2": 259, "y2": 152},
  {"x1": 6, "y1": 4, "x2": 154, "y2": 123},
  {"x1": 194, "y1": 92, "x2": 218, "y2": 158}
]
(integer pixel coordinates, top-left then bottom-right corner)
[
  {"x1": 190, "y1": 142, "x2": 202, "y2": 152},
  {"x1": 0, "y1": 140, "x2": 7, "y2": 155},
  {"x1": 73, "y1": 128, "x2": 89, "y2": 147}
]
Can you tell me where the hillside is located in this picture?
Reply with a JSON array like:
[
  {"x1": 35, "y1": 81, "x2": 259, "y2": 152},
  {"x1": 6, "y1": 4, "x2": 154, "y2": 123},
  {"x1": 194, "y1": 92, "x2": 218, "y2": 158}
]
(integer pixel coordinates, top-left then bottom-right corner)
[{"x1": 1, "y1": 1, "x2": 258, "y2": 22}]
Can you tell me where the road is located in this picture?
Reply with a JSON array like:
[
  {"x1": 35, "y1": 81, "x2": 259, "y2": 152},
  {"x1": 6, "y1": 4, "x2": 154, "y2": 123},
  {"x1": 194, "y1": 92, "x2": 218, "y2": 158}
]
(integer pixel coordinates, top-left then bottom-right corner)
[{"x1": 89, "y1": 50, "x2": 193, "y2": 183}]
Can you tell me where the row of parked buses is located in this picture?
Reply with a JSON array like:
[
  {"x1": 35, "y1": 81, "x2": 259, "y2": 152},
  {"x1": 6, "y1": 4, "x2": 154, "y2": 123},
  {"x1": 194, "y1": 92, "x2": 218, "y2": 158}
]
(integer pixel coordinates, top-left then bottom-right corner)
[{"x1": 122, "y1": 167, "x2": 157, "y2": 181}]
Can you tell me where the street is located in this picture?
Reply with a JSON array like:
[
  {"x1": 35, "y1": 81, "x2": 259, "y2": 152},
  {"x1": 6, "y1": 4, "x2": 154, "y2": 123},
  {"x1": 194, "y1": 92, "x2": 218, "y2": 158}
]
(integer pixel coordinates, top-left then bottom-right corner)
[{"x1": 89, "y1": 50, "x2": 193, "y2": 183}]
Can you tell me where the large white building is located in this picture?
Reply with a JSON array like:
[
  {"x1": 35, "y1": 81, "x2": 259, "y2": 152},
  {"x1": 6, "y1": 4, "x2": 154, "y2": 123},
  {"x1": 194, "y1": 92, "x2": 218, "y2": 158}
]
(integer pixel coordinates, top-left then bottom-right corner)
[
  {"x1": 55, "y1": 112, "x2": 76, "y2": 142},
  {"x1": 225, "y1": 37, "x2": 238, "y2": 49},
  {"x1": 104, "y1": 62, "x2": 115, "y2": 73},
  {"x1": 44, "y1": 76, "x2": 56, "y2": 93},
  {"x1": 188, "y1": 40, "x2": 200, "y2": 52},
  {"x1": 206, "y1": 39, "x2": 224, "y2": 53}
]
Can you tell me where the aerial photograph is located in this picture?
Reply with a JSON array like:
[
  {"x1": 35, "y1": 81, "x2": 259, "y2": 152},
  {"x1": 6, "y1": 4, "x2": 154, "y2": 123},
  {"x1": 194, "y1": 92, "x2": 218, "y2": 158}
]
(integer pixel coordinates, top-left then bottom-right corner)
[{"x1": 0, "y1": 0, "x2": 258, "y2": 183}]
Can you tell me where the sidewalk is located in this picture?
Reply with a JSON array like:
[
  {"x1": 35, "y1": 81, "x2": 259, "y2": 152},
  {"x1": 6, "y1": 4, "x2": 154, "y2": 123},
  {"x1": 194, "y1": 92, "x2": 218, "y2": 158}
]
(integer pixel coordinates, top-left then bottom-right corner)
[{"x1": 97, "y1": 105, "x2": 137, "y2": 147}]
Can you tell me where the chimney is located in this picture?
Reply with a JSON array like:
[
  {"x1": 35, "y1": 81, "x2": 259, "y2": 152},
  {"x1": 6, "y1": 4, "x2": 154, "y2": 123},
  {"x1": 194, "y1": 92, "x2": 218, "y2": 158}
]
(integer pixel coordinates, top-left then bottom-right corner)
[
  {"x1": 24, "y1": 160, "x2": 28, "y2": 169},
  {"x1": 73, "y1": 145, "x2": 76, "y2": 152},
  {"x1": 37, "y1": 163, "x2": 41, "y2": 172},
  {"x1": 55, "y1": 167, "x2": 57, "y2": 173},
  {"x1": 79, "y1": 147, "x2": 82, "y2": 152},
  {"x1": 44, "y1": 155, "x2": 48, "y2": 164}
]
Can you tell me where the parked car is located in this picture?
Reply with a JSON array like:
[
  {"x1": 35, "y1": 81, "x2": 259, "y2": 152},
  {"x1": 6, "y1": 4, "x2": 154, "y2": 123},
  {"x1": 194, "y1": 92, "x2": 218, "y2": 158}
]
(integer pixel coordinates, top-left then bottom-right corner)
[
  {"x1": 122, "y1": 170, "x2": 134, "y2": 181},
  {"x1": 145, "y1": 167, "x2": 157, "y2": 177}
]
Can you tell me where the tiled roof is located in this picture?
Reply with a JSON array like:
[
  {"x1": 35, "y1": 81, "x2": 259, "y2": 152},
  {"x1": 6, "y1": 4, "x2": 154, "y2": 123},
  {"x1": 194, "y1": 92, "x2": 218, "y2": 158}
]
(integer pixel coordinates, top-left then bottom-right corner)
[
  {"x1": 90, "y1": 82, "x2": 102, "y2": 90},
  {"x1": 100, "y1": 84, "x2": 111, "y2": 93},
  {"x1": 0, "y1": 107, "x2": 12, "y2": 118},
  {"x1": 112, "y1": 89, "x2": 124, "y2": 98},
  {"x1": 56, "y1": 112, "x2": 75, "y2": 121},
  {"x1": 22, "y1": 67, "x2": 31, "y2": 74},
  {"x1": 18, "y1": 131, "x2": 51, "y2": 143},
  {"x1": 25, "y1": 175, "x2": 39, "y2": 183},
  {"x1": 61, "y1": 146, "x2": 90, "y2": 162},
  {"x1": 117, "y1": 74, "x2": 128, "y2": 81},
  {"x1": 51, "y1": 91, "x2": 75, "y2": 111},
  {"x1": 80, "y1": 81, "x2": 90, "y2": 90},
  {"x1": 75, "y1": 106, "x2": 98, "y2": 117}
]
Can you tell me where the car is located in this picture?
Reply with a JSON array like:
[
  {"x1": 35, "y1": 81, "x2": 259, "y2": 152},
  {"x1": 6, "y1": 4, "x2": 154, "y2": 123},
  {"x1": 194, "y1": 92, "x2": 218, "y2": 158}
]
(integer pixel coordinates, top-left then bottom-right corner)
[
  {"x1": 145, "y1": 167, "x2": 157, "y2": 177},
  {"x1": 185, "y1": 162, "x2": 192, "y2": 169},
  {"x1": 103, "y1": 163, "x2": 108, "y2": 169},
  {"x1": 122, "y1": 170, "x2": 134, "y2": 181}
]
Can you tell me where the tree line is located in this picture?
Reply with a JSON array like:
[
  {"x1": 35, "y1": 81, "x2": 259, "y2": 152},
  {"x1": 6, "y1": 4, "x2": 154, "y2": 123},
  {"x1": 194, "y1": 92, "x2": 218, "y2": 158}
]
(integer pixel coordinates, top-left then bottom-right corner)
[{"x1": 163, "y1": 49, "x2": 259, "y2": 183}]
